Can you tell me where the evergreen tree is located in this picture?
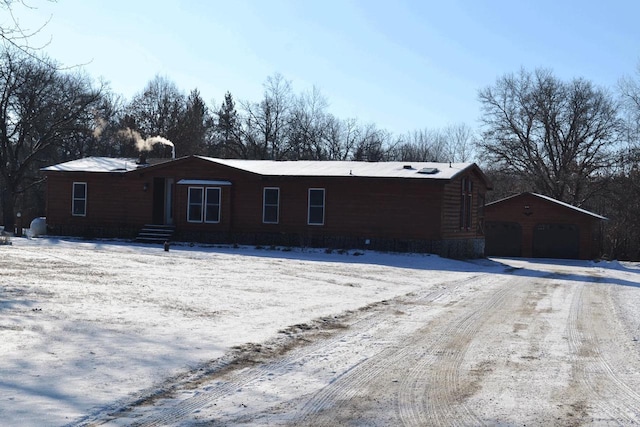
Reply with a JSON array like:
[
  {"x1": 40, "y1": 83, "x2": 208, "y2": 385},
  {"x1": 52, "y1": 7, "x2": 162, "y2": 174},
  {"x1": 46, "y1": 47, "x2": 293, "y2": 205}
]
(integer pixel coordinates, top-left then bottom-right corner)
[
  {"x1": 213, "y1": 91, "x2": 244, "y2": 158},
  {"x1": 175, "y1": 89, "x2": 213, "y2": 156}
]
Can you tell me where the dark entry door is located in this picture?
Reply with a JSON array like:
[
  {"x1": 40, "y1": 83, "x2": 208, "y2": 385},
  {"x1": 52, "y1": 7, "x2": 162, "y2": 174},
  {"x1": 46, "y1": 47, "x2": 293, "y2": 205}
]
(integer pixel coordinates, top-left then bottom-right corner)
[
  {"x1": 532, "y1": 223, "x2": 579, "y2": 259},
  {"x1": 485, "y1": 221, "x2": 522, "y2": 257},
  {"x1": 152, "y1": 177, "x2": 165, "y2": 224}
]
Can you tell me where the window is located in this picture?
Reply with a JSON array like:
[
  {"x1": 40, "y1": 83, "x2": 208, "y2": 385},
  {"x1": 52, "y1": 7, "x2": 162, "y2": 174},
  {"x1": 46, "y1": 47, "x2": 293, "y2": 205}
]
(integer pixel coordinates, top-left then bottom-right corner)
[
  {"x1": 188, "y1": 187, "x2": 221, "y2": 223},
  {"x1": 308, "y1": 188, "x2": 325, "y2": 225},
  {"x1": 459, "y1": 177, "x2": 473, "y2": 230},
  {"x1": 187, "y1": 187, "x2": 203, "y2": 222},
  {"x1": 72, "y1": 182, "x2": 87, "y2": 216},
  {"x1": 205, "y1": 188, "x2": 221, "y2": 223},
  {"x1": 477, "y1": 193, "x2": 485, "y2": 234},
  {"x1": 263, "y1": 187, "x2": 279, "y2": 224}
]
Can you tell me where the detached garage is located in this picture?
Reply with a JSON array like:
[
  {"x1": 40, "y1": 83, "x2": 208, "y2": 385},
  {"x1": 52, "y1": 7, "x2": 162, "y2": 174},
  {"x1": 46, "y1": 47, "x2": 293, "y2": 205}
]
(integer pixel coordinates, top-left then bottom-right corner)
[{"x1": 484, "y1": 192, "x2": 607, "y2": 260}]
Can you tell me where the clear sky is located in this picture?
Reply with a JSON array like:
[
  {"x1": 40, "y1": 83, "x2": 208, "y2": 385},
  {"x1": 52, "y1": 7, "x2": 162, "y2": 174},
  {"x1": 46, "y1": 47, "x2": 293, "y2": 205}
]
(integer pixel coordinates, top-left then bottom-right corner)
[{"x1": 8, "y1": 0, "x2": 640, "y2": 134}]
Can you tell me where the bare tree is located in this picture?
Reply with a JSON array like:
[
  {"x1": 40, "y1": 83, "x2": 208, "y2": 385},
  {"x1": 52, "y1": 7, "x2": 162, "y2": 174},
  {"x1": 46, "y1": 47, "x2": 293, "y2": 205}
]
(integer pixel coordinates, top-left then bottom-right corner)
[
  {"x1": 352, "y1": 123, "x2": 390, "y2": 162},
  {"x1": 443, "y1": 123, "x2": 476, "y2": 162},
  {"x1": 618, "y1": 64, "x2": 640, "y2": 165},
  {"x1": 125, "y1": 75, "x2": 184, "y2": 141},
  {"x1": 619, "y1": 65, "x2": 640, "y2": 130},
  {"x1": 318, "y1": 116, "x2": 353, "y2": 160},
  {"x1": 287, "y1": 86, "x2": 328, "y2": 159},
  {"x1": 0, "y1": 47, "x2": 103, "y2": 229},
  {"x1": 240, "y1": 73, "x2": 293, "y2": 160},
  {"x1": 390, "y1": 129, "x2": 448, "y2": 162},
  {"x1": 87, "y1": 92, "x2": 129, "y2": 157},
  {"x1": 387, "y1": 124, "x2": 476, "y2": 163},
  {"x1": 478, "y1": 68, "x2": 622, "y2": 206},
  {"x1": 1, "y1": 1, "x2": 54, "y2": 60}
]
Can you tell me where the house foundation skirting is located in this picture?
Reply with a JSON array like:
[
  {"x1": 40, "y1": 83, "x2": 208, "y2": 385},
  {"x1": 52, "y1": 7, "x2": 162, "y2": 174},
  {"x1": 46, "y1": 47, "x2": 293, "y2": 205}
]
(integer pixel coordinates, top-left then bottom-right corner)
[
  {"x1": 439, "y1": 237, "x2": 486, "y2": 259},
  {"x1": 48, "y1": 224, "x2": 139, "y2": 240},
  {"x1": 45, "y1": 226, "x2": 485, "y2": 259},
  {"x1": 175, "y1": 230, "x2": 485, "y2": 259}
]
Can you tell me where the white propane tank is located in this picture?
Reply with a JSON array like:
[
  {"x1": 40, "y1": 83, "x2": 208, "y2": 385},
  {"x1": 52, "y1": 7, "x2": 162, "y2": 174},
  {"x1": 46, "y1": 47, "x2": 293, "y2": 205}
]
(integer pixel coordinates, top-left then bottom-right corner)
[{"x1": 30, "y1": 217, "x2": 47, "y2": 237}]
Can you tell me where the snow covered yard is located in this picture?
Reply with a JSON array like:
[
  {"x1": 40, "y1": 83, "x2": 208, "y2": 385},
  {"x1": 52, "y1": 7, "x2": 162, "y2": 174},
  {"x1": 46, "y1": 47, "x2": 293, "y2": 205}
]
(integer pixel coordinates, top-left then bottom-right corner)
[
  {"x1": 0, "y1": 238, "x2": 476, "y2": 426},
  {"x1": 2, "y1": 238, "x2": 640, "y2": 426}
]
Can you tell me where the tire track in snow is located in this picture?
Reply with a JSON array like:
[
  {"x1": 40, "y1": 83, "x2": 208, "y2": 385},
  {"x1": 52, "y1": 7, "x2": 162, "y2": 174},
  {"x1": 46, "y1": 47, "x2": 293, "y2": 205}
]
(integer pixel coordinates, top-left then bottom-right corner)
[
  {"x1": 290, "y1": 275, "x2": 505, "y2": 426},
  {"x1": 565, "y1": 276, "x2": 640, "y2": 424},
  {"x1": 396, "y1": 278, "x2": 514, "y2": 426},
  {"x1": 10, "y1": 246, "x2": 87, "y2": 266},
  {"x1": 80, "y1": 274, "x2": 482, "y2": 426},
  {"x1": 153, "y1": 276, "x2": 477, "y2": 426},
  {"x1": 291, "y1": 342, "x2": 414, "y2": 426}
]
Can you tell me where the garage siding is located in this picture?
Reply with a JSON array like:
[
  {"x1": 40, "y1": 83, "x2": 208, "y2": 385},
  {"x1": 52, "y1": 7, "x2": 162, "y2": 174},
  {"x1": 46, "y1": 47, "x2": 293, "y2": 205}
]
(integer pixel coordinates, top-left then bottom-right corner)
[{"x1": 484, "y1": 193, "x2": 605, "y2": 260}]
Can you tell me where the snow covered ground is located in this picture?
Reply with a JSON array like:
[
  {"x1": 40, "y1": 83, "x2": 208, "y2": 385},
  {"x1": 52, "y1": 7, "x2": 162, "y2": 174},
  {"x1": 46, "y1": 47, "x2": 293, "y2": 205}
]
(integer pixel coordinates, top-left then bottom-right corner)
[{"x1": 1, "y1": 237, "x2": 640, "y2": 426}]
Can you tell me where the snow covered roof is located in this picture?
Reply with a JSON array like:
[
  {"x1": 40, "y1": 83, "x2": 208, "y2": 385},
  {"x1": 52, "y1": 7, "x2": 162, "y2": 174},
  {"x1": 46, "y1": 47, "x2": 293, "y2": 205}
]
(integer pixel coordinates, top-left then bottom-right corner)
[
  {"x1": 197, "y1": 156, "x2": 475, "y2": 180},
  {"x1": 42, "y1": 156, "x2": 474, "y2": 179},
  {"x1": 41, "y1": 157, "x2": 168, "y2": 173},
  {"x1": 486, "y1": 192, "x2": 608, "y2": 220},
  {"x1": 42, "y1": 156, "x2": 482, "y2": 181}
]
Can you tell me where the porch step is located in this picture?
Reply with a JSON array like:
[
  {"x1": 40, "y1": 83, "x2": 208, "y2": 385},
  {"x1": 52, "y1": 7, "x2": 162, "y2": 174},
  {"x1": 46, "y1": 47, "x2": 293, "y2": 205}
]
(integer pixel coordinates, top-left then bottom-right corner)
[{"x1": 135, "y1": 224, "x2": 175, "y2": 244}]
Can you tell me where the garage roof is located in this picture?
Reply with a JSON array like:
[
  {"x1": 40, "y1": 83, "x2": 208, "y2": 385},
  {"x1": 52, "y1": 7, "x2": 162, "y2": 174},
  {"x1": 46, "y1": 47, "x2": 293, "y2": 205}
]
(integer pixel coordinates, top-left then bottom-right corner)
[{"x1": 486, "y1": 192, "x2": 608, "y2": 220}]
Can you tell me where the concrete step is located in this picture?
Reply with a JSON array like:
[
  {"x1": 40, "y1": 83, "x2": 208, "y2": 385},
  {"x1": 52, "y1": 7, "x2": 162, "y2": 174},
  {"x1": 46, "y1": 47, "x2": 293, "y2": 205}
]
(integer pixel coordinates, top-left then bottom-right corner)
[{"x1": 135, "y1": 224, "x2": 175, "y2": 244}]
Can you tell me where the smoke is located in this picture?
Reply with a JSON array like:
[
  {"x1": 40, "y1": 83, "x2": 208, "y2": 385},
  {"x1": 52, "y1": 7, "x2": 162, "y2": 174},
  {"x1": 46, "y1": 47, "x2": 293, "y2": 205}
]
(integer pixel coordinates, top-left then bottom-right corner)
[
  {"x1": 118, "y1": 128, "x2": 175, "y2": 153},
  {"x1": 145, "y1": 136, "x2": 175, "y2": 151},
  {"x1": 92, "y1": 111, "x2": 107, "y2": 139}
]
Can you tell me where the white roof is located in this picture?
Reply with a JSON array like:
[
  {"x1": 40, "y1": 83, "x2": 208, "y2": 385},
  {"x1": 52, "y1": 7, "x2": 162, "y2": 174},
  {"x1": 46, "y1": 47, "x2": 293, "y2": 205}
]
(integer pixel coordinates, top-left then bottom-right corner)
[
  {"x1": 41, "y1": 157, "x2": 142, "y2": 173},
  {"x1": 42, "y1": 156, "x2": 477, "y2": 181},
  {"x1": 487, "y1": 192, "x2": 608, "y2": 220},
  {"x1": 530, "y1": 193, "x2": 608, "y2": 220},
  {"x1": 198, "y1": 156, "x2": 472, "y2": 180}
]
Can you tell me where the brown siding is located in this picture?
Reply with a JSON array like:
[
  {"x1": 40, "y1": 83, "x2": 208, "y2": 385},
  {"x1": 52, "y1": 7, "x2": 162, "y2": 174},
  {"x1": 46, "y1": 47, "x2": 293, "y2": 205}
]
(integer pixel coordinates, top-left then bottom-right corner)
[
  {"x1": 441, "y1": 170, "x2": 488, "y2": 240},
  {"x1": 166, "y1": 158, "x2": 447, "y2": 241},
  {"x1": 484, "y1": 193, "x2": 602, "y2": 259},
  {"x1": 44, "y1": 157, "x2": 492, "y2": 257},
  {"x1": 45, "y1": 171, "x2": 152, "y2": 236}
]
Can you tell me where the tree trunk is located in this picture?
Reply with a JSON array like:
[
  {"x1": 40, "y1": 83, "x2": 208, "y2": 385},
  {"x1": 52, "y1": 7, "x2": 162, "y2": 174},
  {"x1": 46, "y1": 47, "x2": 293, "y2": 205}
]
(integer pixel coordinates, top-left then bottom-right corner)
[{"x1": 1, "y1": 187, "x2": 15, "y2": 233}]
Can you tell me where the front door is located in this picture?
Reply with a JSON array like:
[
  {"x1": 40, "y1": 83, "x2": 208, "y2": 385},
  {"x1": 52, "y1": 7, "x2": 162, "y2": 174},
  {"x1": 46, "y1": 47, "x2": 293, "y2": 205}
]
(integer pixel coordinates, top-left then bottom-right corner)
[
  {"x1": 152, "y1": 178, "x2": 165, "y2": 225},
  {"x1": 165, "y1": 178, "x2": 174, "y2": 225},
  {"x1": 152, "y1": 178, "x2": 174, "y2": 225}
]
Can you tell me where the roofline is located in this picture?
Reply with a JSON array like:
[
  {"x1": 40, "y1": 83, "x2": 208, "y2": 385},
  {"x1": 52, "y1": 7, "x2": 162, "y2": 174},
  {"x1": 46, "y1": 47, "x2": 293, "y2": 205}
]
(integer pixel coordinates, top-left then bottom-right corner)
[
  {"x1": 121, "y1": 155, "x2": 191, "y2": 174},
  {"x1": 486, "y1": 192, "x2": 608, "y2": 220},
  {"x1": 40, "y1": 156, "x2": 493, "y2": 189},
  {"x1": 40, "y1": 157, "x2": 175, "y2": 174},
  {"x1": 195, "y1": 156, "x2": 492, "y2": 184},
  {"x1": 192, "y1": 155, "x2": 262, "y2": 177},
  {"x1": 463, "y1": 163, "x2": 493, "y2": 190}
]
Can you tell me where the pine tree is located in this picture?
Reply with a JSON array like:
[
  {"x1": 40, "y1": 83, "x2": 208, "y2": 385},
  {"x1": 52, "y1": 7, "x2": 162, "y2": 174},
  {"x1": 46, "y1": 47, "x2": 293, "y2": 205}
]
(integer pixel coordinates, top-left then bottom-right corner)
[{"x1": 213, "y1": 91, "x2": 244, "y2": 158}]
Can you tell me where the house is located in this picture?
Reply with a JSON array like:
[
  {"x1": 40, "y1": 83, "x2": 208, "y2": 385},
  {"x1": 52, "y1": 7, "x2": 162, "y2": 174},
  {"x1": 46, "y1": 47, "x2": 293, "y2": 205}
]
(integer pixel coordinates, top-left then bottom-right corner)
[
  {"x1": 41, "y1": 155, "x2": 492, "y2": 258},
  {"x1": 484, "y1": 192, "x2": 607, "y2": 260}
]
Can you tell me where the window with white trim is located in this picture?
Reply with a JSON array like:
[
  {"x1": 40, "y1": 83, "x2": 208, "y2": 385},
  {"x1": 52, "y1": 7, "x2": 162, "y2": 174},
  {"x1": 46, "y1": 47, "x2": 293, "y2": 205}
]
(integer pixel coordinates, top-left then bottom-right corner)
[
  {"x1": 188, "y1": 187, "x2": 221, "y2": 223},
  {"x1": 263, "y1": 187, "x2": 279, "y2": 224},
  {"x1": 72, "y1": 182, "x2": 87, "y2": 216},
  {"x1": 205, "y1": 188, "x2": 221, "y2": 223},
  {"x1": 187, "y1": 187, "x2": 204, "y2": 222},
  {"x1": 308, "y1": 188, "x2": 325, "y2": 225}
]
